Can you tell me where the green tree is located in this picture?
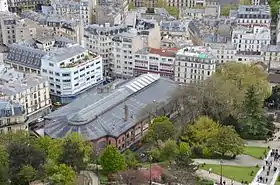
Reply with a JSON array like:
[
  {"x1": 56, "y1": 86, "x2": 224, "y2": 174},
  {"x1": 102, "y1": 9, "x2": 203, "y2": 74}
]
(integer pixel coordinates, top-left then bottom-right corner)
[
  {"x1": 19, "y1": 165, "x2": 37, "y2": 184},
  {"x1": 100, "y1": 145, "x2": 127, "y2": 178},
  {"x1": 36, "y1": 136, "x2": 64, "y2": 163},
  {"x1": 269, "y1": 0, "x2": 280, "y2": 20},
  {"x1": 8, "y1": 142, "x2": 45, "y2": 185},
  {"x1": 221, "y1": 4, "x2": 238, "y2": 16},
  {"x1": 181, "y1": 116, "x2": 220, "y2": 145},
  {"x1": 59, "y1": 133, "x2": 93, "y2": 172},
  {"x1": 240, "y1": 0, "x2": 250, "y2": 5},
  {"x1": 156, "y1": 0, "x2": 179, "y2": 18},
  {"x1": 123, "y1": 150, "x2": 139, "y2": 169},
  {"x1": 146, "y1": 116, "x2": 176, "y2": 146},
  {"x1": 0, "y1": 146, "x2": 9, "y2": 185},
  {"x1": 208, "y1": 126, "x2": 245, "y2": 157},
  {"x1": 128, "y1": 1, "x2": 136, "y2": 10},
  {"x1": 175, "y1": 142, "x2": 193, "y2": 169},
  {"x1": 239, "y1": 86, "x2": 273, "y2": 139},
  {"x1": 45, "y1": 163, "x2": 76, "y2": 185},
  {"x1": 160, "y1": 140, "x2": 179, "y2": 163}
]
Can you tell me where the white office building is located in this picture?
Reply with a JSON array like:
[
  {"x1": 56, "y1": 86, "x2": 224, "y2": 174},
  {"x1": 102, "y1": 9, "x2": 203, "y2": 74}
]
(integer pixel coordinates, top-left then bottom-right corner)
[
  {"x1": 41, "y1": 45, "x2": 103, "y2": 104},
  {"x1": 175, "y1": 46, "x2": 216, "y2": 84}
]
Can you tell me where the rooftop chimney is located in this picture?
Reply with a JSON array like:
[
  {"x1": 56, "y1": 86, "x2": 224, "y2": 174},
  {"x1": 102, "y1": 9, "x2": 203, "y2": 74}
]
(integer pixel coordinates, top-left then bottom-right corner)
[{"x1": 124, "y1": 104, "x2": 128, "y2": 121}]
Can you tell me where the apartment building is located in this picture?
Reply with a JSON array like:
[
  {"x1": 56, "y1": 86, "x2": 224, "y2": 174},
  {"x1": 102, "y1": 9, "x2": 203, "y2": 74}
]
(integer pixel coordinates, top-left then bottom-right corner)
[
  {"x1": 135, "y1": 19, "x2": 161, "y2": 49},
  {"x1": 41, "y1": 45, "x2": 103, "y2": 104},
  {"x1": 174, "y1": 46, "x2": 216, "y2": 84},
  {"x1": 0, "y1": 12, "x2": 37, "y2": 45},
  {"x1": 50, "y1": 0, "x2": 94, "y2": 25},
  {"x1": 160, "y1": 20, "x2": 191, "y2": 41},
  {"x1": 251, "y1": 0, "x2": 267, "y2": 6},
  {"x1": 232, "y1": 26, "x2": 271, "y2": 54},
  {"x1": 111, "y1": 29, "x2": 144, "y2": 78},
  {"x1": 0, "y1": 0, "x2": 8, "y2": 12},
  {"x1": 208, "y1": 43, "x2": 236, "y2": 64},
  {"x1": 95, "y1": 0, "x2": 128, "y2": 25},
  {"x1": 0, "y1": 64, "x2": 51, "y2": 122},
  {"x1": 0, "y1": 100, "x2": 27, "y2": 134},
  {"x1": 134, "y1": 47, "x2": 176, "y2": 79},
  {"x1": 5, "y1": 36, "x2": 76, "y2": 74},
  {"x1": 7, "y1": 0, "x2": 50, "y2": 12},
  {"x1": 262, "y1": 45, "x2": 280, "y2": 71},
  {"x1": 83, "y1": 23, "x2": 128, "y2": 75},
  {"x1": 21, "y1": 11, "x2": 84, "y2": 44},
  {"x1": 232, "y1": 5, "x2": 271, "y2": 28}
]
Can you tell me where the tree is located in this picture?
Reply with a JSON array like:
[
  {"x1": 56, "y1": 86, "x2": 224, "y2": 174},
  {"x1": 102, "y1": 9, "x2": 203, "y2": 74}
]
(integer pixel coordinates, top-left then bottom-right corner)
[
  {"x1": 160, "y1": 140, "x2": 179, "y2": 163},
  {"x1": 100, "y1": 145, "x2": 127, "y2": 178},
  {"x1": 221, "y1": 4, "x2": 238, "y2": 16},
  {"x1": 59, "y1": 133, "x2": 93, "y2": 172},
  {"x1": 45, "y1": 162, "x2": 76, "y2": 185},
  {"x1": 7, "y1": 142, "x2": 45, "y2": 185},
  {"x1": 19, "y1": 165, "x2": 37, "y2": 184},
  {"x1": 155, "y1": 0, "x2": 179, "y2": 18},
  {"x1": 240, "y1": 0, "x2": 250, "y2": 5},
  {"x1": 128, "y1": 1, "x2": 136, "y2": 10},
  {"x1": 36, "y1": 136, "x2": 64, "y2": 163},
  {"x1": 181, "y1": 116, "x2": 220, "y2": 145},
  {"x1": 208, "y1": 126, "x2": 245, "y2": 157},
  {"x1": 146, "y1": 116, "x2": 176, "y2": 146},
  {"x1": 0, "y1": 146, "x2": 8, "y2": 185},
  {"x1": 239, "y1": 86, "x2": 274, "y2": 139},
  {"x1": 123, "y1": 150, "x2": 139, "y2": 169}
]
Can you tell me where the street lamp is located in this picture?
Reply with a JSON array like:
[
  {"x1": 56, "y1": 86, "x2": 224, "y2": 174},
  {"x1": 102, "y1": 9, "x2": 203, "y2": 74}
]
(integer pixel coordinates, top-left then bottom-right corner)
[{"x1": 220, "y1": 160, "x2": 223, "y2": 185}]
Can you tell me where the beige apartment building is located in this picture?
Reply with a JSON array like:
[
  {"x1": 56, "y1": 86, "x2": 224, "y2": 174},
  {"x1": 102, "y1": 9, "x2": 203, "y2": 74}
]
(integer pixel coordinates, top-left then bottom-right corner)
[
  {"x1": 175, "y1": 46, "x2": 216, "y2": 84},
  {"x1": 111, "y1": 28, "x2": 144, "y2": 78},
  {"x1": 0, "y1": 12, "x2": 36, "y2": 45},
  {"x1": 0, "y1": 100, "x2": 27, "y2": 134},
  {"x1": 0, "y1": 64, "x2": 51, "y2": 123}
]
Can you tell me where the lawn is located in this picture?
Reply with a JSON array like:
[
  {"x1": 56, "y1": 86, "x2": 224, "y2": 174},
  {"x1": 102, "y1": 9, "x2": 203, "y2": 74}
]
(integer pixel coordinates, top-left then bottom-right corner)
[
  {"x1": 243, "y1": 146, "x2": 268, "y2": 159},
  {"x1": 201, "y1": 164, "x2": 258, "y2": 183}
]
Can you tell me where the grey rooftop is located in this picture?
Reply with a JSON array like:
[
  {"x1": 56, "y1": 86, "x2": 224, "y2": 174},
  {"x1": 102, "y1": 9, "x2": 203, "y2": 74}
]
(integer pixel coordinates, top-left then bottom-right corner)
[
  {"x1": 44, "y1": 74, "x2": 178, "y2": 140},
  {"x1": 160, "y1": 20, "x2": 189, "y2": 32},
  {"x1": 41, "y1": 45, "x2": 86, "y2": 63},
  {"x1": 0, "y1": 100, "x2": 24, "y2": 118},
  {"x1": 84, "y1": 24, "x2": 128, "y2": 35},
  {"x1": 0, "y1": 64, "x2": 47, "y2": 97}
]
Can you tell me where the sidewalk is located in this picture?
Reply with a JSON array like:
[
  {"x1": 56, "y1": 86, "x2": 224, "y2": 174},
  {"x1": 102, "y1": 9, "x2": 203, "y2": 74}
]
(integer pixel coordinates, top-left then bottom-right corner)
[{"x1": 196, "y1": 169, "x2": 242, "y2": 185}]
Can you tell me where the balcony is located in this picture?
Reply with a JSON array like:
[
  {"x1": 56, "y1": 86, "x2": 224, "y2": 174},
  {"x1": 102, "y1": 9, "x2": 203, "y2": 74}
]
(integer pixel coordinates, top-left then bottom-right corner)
[{"x1": 60, "y1": 52, "x2": 98, "y2": 68}]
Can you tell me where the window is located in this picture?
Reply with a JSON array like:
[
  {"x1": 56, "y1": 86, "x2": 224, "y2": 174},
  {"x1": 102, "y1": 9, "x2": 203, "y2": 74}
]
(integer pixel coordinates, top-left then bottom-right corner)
[
  {"x1": 42, "y1": 69, "x2": 47, "y2": 73},
  {"x1": 49, "y1": 63, "x2": 54, "y2": 67},
  {"x1": 62, "y1": 79, "x2": 71, "y2": 82},
  {"x1": 55, "y1": 72, "x2": 60, "y2": 76},
  {"x1": 62, "y1": 73, "x2": 70, "y2": 76}
]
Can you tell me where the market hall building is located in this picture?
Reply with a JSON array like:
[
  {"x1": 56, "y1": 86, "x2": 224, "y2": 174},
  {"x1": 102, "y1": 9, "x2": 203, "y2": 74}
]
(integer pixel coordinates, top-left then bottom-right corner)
[{"x1": 44, "y1": 73, "x2": 178, "y2": 151}]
